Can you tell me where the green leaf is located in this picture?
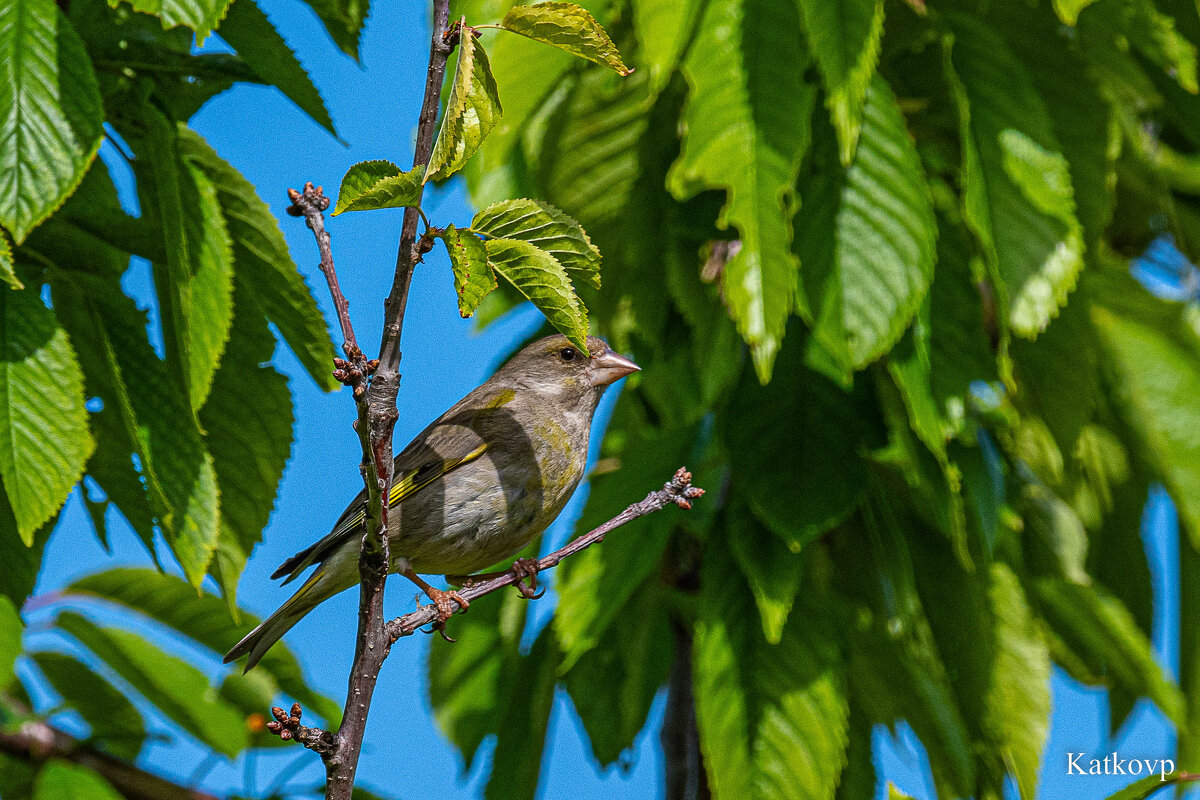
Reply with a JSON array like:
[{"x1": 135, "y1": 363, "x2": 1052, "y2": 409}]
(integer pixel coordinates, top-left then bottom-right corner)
[
  {"x1": 985, "y1": 564, "x2": 1051, "y2": 800},
  {"x1": 31, "y1": 651, "x2": 146, "y2": 761},
  {"x1": 55, "y1": 611, "x2": 249, "y2": 756},
  {"x1": 65, "y1": 567, "x2": 341, "y2": 725},
  {"x1": 108, "y1": 0, "x2": 235, "y2": 42},
  {"x1": 472, "y1": 198, "x2": 601, "y2": 288},
  {"x1": 1103, "y1": 773, "x2": 1200, "y2": 800},
  {"x1": 631, "y1": 0, "x2": 702, "y2": 88},
  {"x1": 484, "y1": 237, "x2": 588, "y2": 349},
  {"x1": 298, "y1": 0, "x2": 367, "y2": 59},
  {"x1": 137, "y1": 111, "x2": 235, "y2": 412},
  {"x1": 0, "y1": 596, "x2": 19, "y2": 690},
  {"x1": 1030, "y1": 577, "x2": 1185, "y2": 726},
  {"x1": 1022, "y1": 479, "x2": 1091, "y2": 585},
  {"x1": 178, "y1": 129, "x2": 337, "y2": 392},
  {"x1": 725, "y1": 327, "x2": 879, "y2": 548},
  {"x1": 555, "y1": 421, "x2": 689, "y2": 669},
  {"x1": 796, "y1": 0, "x2": 884, "y2": 163},
  {"x1": 1054, "y1": 0, "x2": 1100, "y2": 25},
  {"x1": 500, "y1": 2, "x2": 631, "y2": 75},
  {"x1": 1179, "y1": 535, "x2": 1200, "y2": 774},
  {"x1": 333, "y1": 160, "x2": 424, "y2": 215},
  {"x1": 437, "y1": 224, "x2": 496, "y2": 318},
  {"x1": 796, "y1": 76, "x2": 936, "y2": 372},
  {"x1": 727, "y1": 506, "x2": 804, "y2": 644},
  {"x1": 33, "y1": 760, "x2": 122, "y2": 800},
  {"x1": 562, "y1": 581, "x2": 672, "y2": 766},
  {"x1": 0, "y1": 231, "x2": 21, "y2": 290},
  {"x1": 668, "y1": 0, "x2": 817, "y2": 379},
  {"x1": 1089, "y1": 296, "x2": 1200, "y2": 547},
  {"x1": 0, "y1": 500, "x2": 52, "y2": 606},
  {"x1": 0, "y1": 287, "x2": 94, "y2": 544},
  {"x1": 427, "y1": 31, "x2": 503, "y2": 183},
  {"x1": 200, "y1": 286, "x2": 294, "y2": 602},
  {"x1": 482, "y1": 630, "x2": 560, "y2": 800},
  {"x1": 429, "y1": 588, "x2": 527, "y2": 769},
  {"x1": 1100, "y1": 0, "x2": 1199, "y2": 94},
  {"x1": 694, "y1": 536, "x2": 849, "y2": 800},
  {"x1": 945, "y1": 13, "x2": 1084, "y2": 340},
  {"x1": 0, "y1": 0, "x2": 104, "y2": 244},
  {"x1": 217, "y1": 0, "x2": 337, "y2": 136}
]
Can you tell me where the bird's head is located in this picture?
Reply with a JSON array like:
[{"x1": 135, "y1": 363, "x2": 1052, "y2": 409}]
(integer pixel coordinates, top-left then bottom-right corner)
[{"x1": 498, "y1": 334, "x2": 639, "y2": 410}]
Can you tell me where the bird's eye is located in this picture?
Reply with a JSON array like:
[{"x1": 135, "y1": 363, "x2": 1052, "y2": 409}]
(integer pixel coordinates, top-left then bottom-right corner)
[{"x1": 558, "y1": 347, "x2": 577, "y2": 362}]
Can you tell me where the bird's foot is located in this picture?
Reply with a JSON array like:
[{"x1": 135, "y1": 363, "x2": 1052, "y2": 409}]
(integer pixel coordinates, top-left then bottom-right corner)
[
  {"x1": 417, "y1": 586, "x2": 469, "y2": 642},
  {"x1": 509, "y1": 557, "x2": 545, "y2": 600}
]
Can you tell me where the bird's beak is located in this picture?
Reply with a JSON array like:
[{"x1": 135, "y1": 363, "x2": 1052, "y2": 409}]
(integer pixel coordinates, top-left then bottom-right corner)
[{"x1": 589, "y1": 350, "x2": 640, "y2": 387}]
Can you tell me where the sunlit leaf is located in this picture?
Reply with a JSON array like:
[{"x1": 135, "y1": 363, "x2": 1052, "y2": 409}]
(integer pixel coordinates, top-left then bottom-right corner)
[
  {"x1": 437, "y1": 224, "x2": 496, "y2": 317},
  {"x1": 484, "y1": 237, "x2": 588, "y2": 349},
  {"x1": 334, "y1": 160, "x2": 424, "y2": 215},
  {"x1": 500, "y1": 2, "x2": 631, "y2": 75},
  {"x1": 426, "y1": 31, "x2": 503, "y2": 183},
  {"x1": 472, "y1": 198, "x2": 601, "y2": 288}
]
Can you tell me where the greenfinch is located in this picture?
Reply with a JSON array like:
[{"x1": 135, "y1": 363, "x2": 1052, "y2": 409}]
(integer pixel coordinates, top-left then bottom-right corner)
[{"x1": 225, "y1": 335, "x2": 638, "y2": 669}]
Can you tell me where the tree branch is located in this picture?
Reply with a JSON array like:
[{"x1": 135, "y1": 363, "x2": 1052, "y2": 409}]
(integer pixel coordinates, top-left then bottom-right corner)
[
  {"x1": 384, "y1": 468, "x2": 704, "y2": 640},
  {"x1": 0, "y1": 719, "x2": 217, "y2": 800}
]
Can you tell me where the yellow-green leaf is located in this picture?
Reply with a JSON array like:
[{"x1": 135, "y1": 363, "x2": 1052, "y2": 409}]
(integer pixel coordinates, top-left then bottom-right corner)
[
  {"x1": 426, "y1": 31, "x2": 503, "y2": 183},
  {"x1": 500, "y1": 2, "x2": 631, "y2": 75},
  {"x1": 438, "y1": 224, "x2": 495, "y2": 317},
  {"x1": 484, "y1": 237, "x2": 588, "y2": 349},
  {"x1": 333, "y1": 160, "x2": 424, "y2": 214}
]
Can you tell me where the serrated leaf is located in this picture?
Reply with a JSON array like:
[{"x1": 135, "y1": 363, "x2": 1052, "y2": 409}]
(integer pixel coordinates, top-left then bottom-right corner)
[
  {"x1": 500, "y1": 2, "x2": 631, "y2": 75},
  {"x1": 1030, "y1": 577, "x2": 1185, "y2": 726},
  {"x1": 438, "y1": 224, "x2": 495, "y2": 317},
  {"x1": 0, "y1": 499, "x2": 51, "y2": 606},
  {"x1": 426, "y1": 30, "x2": 502, "y2": 183},
  {"x1": 796, "y1": 76, "x2": 936, "y2": 372},
  {"x1": 33, "y1": 760, "x2": 122, "y2": 800},
  {"x1": 200, "y1": 286, "x2": 294, "y2": 600},
  {"x1": 0, "y1": 287, "x2": 94, "y2": 543},
  {"x1": 178, "y1": 129, "x2": 337, "y2": 392},
  {"x1": 555, "y1": 422, "x2": 689, "y2": 669},
  {"x1": 945, "y1": 14, "x2": 1084, "y2": 340},
  {"x1": 55, "y1": 611, "x2": 249, "y2": 756},
  {"x1": 694, "y1": 536, "x2": 849, "y2": 800},
  {"x1": 0, "y1": 231, "x2": 20, "y2": 290},
  {"x1": 484, "y1": 237, "x2": 588, "y2": 349},
  {"x1": 727, "y1": 506, "x2": 804, "y2": 644},
  {"x1": 298, "y1": 0, "x2": 367, "y2": 59},
  {"x1": 985, "y1": 564, "x2": 1050, "y2": 800},
  {"x1": 333, "y1": 160, "x2": 423, "y2": 215},
  {"x1": 0, "y1": 0, "x2": 104, "y2": 244},
  {"x1": 797, "y1": 0, "x2": 884, "y2": 163},
  {"x1": 725, "y1": 327, "x2": 879, "y2": 548},
  {"x1": 108, "y1": 0, "x2": 235, "y2": 42},
  {"x1": 218, "y1": 0, "x2": 337, "y2": 136},
  {"x1": 65, "y1": 567, "x2": 340, "y2": 725},
  {"x1": 1102, "y1": 0, "x2": 1199, "y2": 94},
  {"x1": 1088, "y1": 289, "x2": 1200, "y2": 547},
  {"x1": 31, "y1": 651, "x2": 146, "y2": 761},
  {"x1": 668, "y1": 0, "x2": 816, "y2": 379},
  {"x1": 472, "y1": 198, "x2": 601, "y2": 288}
]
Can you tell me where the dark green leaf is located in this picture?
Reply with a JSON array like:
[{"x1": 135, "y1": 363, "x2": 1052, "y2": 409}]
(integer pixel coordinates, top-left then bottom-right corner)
[
  {"x1": 1102, "y1": 772, "x2": 1200, "y2": 800},
  {"x1": 483, "y1": 630, "x2": 559, "y2": 800},
  {"x1": 0, "y1": 287, "x2": 94, "y2": 543},
  {"x1": 795, "y1": 75, "x2": 936, "y2": 372},
  {"x1": 0, "y1": 0, "x2": 103, "y2": 244},
  {"x1": 727, "y1": 506, "x2": 804, "y2": 644},
  {"x1": 0, "y1": 231, "x2": 21, "y2": 289},
  {"x1": 499, "y1": 2, "x2": 631, "y2": 75},
  {"x1": 55, "y1": 611, "x2": 249, "y2": 756},
  {"x1": 796, "y1": 0, "x2": 884, "y2": 162},
  {"x1": 0, "y1": 596, "x2": 20, "y2": 690},
  {"x1": 218, "y1": 0, "x2": 337, "y2": 136},
  {"x1": 333, "y1": 160, "x2": 423, "y2": 215},
  {"x1": 298, "y1": 0, "x2": 367, "y2": 59},
  {"x1": 31, "y1": 651, "x2": 146, "y2": 761},
  {"x1": 111, "y1": 0, "x2": 235, "y2": 42}
]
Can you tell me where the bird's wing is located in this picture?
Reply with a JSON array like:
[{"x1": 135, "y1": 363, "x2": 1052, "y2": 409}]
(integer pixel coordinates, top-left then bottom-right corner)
[{"x1": 271, "y1": 440, "x2": 488, "y2": 584}]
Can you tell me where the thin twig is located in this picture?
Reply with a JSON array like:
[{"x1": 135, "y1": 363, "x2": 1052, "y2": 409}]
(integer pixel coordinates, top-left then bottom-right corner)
[{"x1": 384, "y1": 468, "x2": 704, "y2": 640}]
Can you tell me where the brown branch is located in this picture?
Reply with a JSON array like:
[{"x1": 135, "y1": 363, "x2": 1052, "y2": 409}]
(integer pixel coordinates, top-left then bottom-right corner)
[
  {"x1": 384, "y1": 468, "x2": 704, "y2": 640},
  {"x1": 266, "y1": 703, "x2": 335, "y2": 756},
  {"x1": 283, "y1": 3, "x2": 453, "y2": 799},
  {"x1": 0, "y1": 719, "x2": 217, "y2": 800}
]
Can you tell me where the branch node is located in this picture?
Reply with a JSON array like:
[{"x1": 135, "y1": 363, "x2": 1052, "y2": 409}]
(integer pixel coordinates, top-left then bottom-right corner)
[{"x1": 265, "y1": 704, "x2": 336, "y2": 757}]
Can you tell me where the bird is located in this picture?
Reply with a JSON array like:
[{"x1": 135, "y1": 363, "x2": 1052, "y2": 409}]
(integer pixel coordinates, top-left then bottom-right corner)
[{"x1": 224, "y1": 334, "x2": 639, "y2": 670}]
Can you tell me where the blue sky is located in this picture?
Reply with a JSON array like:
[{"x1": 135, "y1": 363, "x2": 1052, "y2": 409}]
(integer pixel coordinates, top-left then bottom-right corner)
[{"x1": 19, "y1": 1, "x2": 1194, "y2": 798}]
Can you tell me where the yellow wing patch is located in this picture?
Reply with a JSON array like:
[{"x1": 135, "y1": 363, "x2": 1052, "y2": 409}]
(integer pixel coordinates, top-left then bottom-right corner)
[{"x1": 330, "y1": 442, "x2": 489, "y2": 538}]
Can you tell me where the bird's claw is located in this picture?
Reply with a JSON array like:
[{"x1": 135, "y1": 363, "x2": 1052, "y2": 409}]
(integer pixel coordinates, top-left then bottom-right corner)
[
  {"x1": 418, "y1": 586, "x2": 468, "y2": 642},
  {"x1": 511, "y1": 557, "x2": 545, "y2": 600}
]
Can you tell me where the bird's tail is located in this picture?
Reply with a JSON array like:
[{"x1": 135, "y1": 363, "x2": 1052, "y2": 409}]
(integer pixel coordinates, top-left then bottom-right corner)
[{"x1": 224, "y1": 569, "x2": 336, "y2": 671}]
